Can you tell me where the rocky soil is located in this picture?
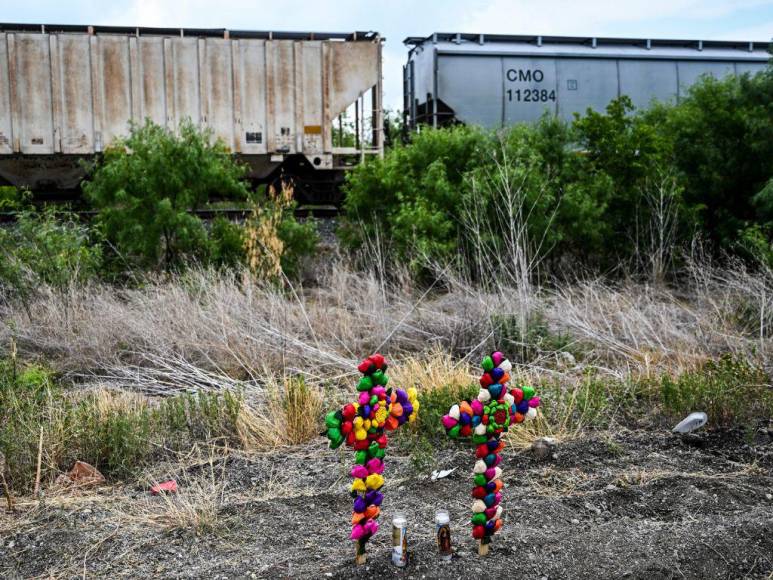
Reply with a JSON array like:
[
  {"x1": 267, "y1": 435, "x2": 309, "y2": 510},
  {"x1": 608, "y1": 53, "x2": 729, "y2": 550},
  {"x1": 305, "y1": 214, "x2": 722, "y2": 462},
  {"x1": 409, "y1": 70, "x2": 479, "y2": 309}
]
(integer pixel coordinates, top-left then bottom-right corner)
[{"x1": 1, "y1": 427, "x2": 772, "y2": 579}]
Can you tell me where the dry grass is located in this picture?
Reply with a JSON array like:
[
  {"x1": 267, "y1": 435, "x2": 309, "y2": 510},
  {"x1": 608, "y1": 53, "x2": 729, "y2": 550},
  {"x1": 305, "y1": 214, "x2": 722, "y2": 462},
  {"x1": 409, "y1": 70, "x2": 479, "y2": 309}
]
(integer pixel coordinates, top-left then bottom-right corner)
[
  {"x1": 547, "y1": 257, "x2": 773, "y2": 377},
  {"x1": 4, "y1": 255, "x2": 768, "y2": 393},
  {"x1": 120, "y1": 447, "x2": 230, "y2": 536},
  {"x1": 0, "y1": 265, "x2": 505, "y2": 386},
  {"x1": 140, "y1": 474, "x2": 226, "y2": 536},
  {"x1": 505, "y1": 376, "x2": 614, "y2": 450},
  {"x1": 235, "y1": 375, "x2": 324, "y2": 448},
  {"x1": 390, "y1": 349, "x2": 476, "y2": 393},
  {"x1": 1, "y1": 256, "x2": 771, "y2": 468}
]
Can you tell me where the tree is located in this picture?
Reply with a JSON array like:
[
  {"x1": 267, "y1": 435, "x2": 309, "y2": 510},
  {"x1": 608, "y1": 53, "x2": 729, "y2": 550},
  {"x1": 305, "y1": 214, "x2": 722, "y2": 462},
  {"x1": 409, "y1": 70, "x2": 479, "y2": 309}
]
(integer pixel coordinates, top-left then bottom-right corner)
[
  {"x1": 659, "y1": 69, "x2": 773, "y2": 249},
  {"x1": 83, "y1": 120, "x2": 251, "y2": 270}
]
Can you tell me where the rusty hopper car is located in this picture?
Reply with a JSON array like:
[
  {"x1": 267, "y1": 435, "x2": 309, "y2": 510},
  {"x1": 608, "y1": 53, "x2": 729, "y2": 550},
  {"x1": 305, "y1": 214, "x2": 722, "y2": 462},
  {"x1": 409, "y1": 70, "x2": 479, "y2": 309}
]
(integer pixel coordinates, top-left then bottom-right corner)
[
  {"x1": 0, "y1": 24, "x2": 383, "y2": 202},
  {"x1": 403, "y1": 33, "x2": 769, "y2": 129}
]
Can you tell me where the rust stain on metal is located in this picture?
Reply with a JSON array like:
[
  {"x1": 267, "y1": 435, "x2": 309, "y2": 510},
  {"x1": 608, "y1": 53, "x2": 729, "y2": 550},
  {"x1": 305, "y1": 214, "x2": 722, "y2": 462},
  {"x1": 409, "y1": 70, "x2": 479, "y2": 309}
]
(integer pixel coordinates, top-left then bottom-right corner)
[
  {"x1": 60, "y1": 36, "x2": 93, "y2": 153},
  {"x1": 100, "y1": 37, "x2": 131, "y2": 142},
  {"x1": 17, "y1": 34, "x2": 53, "y2": 151}
]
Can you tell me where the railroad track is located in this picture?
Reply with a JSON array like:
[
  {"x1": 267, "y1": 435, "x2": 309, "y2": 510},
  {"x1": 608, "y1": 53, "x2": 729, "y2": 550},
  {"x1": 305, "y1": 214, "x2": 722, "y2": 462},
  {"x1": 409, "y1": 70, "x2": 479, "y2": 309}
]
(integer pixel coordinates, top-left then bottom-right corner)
[{"x1": 0, "y1": 205, "x2": 340, "y2": 223}]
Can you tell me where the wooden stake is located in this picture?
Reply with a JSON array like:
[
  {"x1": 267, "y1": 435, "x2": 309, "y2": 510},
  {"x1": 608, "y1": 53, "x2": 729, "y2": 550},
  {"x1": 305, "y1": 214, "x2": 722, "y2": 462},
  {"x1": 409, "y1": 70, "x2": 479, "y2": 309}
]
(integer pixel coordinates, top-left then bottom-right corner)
[
  {"x1": 355, "y1": 539, "x2": 367, "y2": 565},
  {"x1": 33, "y1": 426, "x2": 43, "y2": 498},
  {"x1": 478, "y1": 540, "x2": 490, "y2": 556}
]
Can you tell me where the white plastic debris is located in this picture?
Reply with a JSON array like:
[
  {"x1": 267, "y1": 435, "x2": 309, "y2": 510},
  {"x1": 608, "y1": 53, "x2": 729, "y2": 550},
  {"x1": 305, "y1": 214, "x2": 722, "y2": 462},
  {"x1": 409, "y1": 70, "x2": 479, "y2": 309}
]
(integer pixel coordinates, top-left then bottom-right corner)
[
  {"x1": 672, "y1": 412, "x2": 708, "y2": 434},
  {"x1": 431, "y1": 468, "x2": 456, "y2": 481}
]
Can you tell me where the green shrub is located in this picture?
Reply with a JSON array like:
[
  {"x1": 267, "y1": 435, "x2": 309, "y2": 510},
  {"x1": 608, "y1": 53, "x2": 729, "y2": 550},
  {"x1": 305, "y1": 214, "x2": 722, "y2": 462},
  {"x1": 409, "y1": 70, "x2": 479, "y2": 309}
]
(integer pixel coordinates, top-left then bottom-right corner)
[
  {"x1": 655, "y1": 69, "x2": 773, "y2": 250},
  {"x1": 158, "y1": 390, "x2": 242, "y2": 446},
  {"x1": 340, "y1": 125, "x2": 486, "y2": 270},
  {"x1": 411, "y1": 382, "x2": 479, "y2": 443},
  {"x1": 341, "y1": 111, "x2": 654, "y2": 277},
  {"x1": 659, "y1": 355, "x2": 772, "y2": 427},
  {"x1": 276, "y1": 213, "x2": 319, "y2": 279},
  {"x1": 208, "y1": 217, "x2": 247, "y2": 269},
  {"x1": 83, "y1": 119, "x2": 251, "y2": 271},
  {"x1": 0, "y1": 208, "x2": 102, "y2": 303},
  {"x1": 0, "y1": 186, "x2": 30, "y2": 211},
  {"x1": 395, "y1": 381, "x2": 478, "y2": 468}
]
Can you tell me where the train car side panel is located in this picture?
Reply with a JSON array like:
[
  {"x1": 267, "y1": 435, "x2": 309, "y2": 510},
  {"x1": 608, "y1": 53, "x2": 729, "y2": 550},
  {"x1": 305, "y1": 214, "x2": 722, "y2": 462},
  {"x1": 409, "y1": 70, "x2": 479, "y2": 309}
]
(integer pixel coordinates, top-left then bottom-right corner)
[
  {"x1": 329, "y1": 41, "x2": 379, "y2": 117},
  {"x1": 203, "y1": 38, "x2": 235, "y2": 151},
  {"x1": 171, "y1": 38, "x2": 201, "y2": 128},
  {"x1": 302, "y1": 41, "x2": 324, "y2": 158},
  {"x1": 138, "y1": 37, "x2": 167, "y2": 127},
  {"x1": 271, "y1": 40, "x2": 297, "y2": 154},
  {"x1": 503, "y1": 57, "x2": 558, "y2": 124},
  {"x1": 556, "y1": 58, "x2": 618, "y2": 118},
  {"x1": 405, "y1": 34, "x2": 769, "y2": 129},
  {"x1": 16, "y1": 34, "x2": 54, "y2": 154},
  {"x1": 436, "y1": 55, "x2": 502, "y2": 127},
  {"x1": 0, "y1": 35, "x2": 13, "y2": 154},
  {"x1": 736, "y1": 62, "x2": 765, "y2": 75},
  {"x1": 677, "y1": 61, "x2": 735, "y2": 96},
  {"x1": 618, "y1": 60, "x2": 678, "y2": 109},
  {"x1": 96, "y1": 35, "x2": 133, "y2": 150},
  {"x1": 58, "y1": 35, "x2": 94, "y2": 154},
  {"x1": 235, "y1": 39, "x2": 268, "y2": 155}
]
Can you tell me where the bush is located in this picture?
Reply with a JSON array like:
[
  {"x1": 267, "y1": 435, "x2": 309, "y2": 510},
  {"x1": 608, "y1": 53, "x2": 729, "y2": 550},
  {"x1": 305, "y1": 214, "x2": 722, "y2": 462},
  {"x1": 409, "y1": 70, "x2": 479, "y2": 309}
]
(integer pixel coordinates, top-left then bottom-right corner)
[
  {"x1": 341, "y1": 108, "x2": 664, "y2": 277},
  {"x1": 280, "y1": 377, "x2": 323, "y2": 445},
  {"x1": 340, "y1": 125, "x2": 486, "y2": 270},
  {"x1": 0, "y1": 208, "x2": 102, "y2": 304},
  {"x1": 208, "y1": 217, "x2": 248, "y2": 270},
  {"x1": 0, "y1": 186, "x2": 30, "y2": 211},
  {"x1": 656, "y1": 69, "x2": 773, "y2": 250},
  {"x1": 83, "y1": 119, "x2": 251, "y2": 271},
  {"x1": 659, "y1": 355, "x2": 772, "y2": 427}
]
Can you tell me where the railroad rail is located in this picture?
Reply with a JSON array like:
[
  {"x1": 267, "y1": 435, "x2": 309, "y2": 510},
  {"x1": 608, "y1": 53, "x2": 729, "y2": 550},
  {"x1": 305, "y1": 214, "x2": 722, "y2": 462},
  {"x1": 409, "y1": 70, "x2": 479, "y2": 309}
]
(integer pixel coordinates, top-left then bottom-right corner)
[{"x1": 0, "y1": 205, "x2": 339, "y2": 223}]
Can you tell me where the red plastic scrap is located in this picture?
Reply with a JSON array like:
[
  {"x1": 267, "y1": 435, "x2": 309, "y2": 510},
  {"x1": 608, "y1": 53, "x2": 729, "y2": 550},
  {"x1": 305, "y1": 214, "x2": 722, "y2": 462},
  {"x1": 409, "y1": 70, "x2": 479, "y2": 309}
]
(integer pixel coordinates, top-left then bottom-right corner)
[{"x1": 150, "y1": 480, "x2": 178, "y2": 495}]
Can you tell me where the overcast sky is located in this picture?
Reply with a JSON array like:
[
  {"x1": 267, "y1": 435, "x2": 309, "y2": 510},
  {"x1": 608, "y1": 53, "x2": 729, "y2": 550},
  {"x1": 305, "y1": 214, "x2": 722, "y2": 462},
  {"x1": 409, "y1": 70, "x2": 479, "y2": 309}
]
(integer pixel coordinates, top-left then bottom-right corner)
[{"x1": 3, "y1": 0, "x2": 772, "y2": 109}]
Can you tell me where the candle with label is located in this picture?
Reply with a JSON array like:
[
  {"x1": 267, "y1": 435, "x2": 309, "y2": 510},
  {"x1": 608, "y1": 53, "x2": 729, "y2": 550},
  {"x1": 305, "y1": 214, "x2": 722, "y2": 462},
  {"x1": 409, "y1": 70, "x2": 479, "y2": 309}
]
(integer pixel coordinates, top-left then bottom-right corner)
[
  {"x1": 435, "y1": 509, "x2": 452, "y2": 561},
  {"x1": 391, "y1": 513, "x2": 408, "y2": 567}
]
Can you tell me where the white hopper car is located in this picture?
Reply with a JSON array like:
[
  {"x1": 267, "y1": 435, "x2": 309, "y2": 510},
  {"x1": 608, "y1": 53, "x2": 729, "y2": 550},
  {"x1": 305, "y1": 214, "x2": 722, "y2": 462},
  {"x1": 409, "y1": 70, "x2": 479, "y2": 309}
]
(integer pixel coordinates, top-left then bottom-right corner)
[{"x1": 0, "y1": 24, "x2": 383, "y2": 202}]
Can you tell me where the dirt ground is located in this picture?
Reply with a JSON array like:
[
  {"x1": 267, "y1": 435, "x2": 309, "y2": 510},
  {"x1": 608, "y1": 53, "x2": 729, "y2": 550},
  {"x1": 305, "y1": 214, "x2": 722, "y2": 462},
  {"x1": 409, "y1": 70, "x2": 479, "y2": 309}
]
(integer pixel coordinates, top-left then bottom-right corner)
[{"x1": 1, "y1": 426, "x2": 771, "y2": 579}]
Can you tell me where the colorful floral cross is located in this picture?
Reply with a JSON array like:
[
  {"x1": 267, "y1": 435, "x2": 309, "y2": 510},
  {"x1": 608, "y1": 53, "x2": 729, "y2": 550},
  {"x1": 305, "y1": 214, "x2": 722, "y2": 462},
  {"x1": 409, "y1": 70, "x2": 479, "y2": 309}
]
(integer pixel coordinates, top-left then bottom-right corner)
[
  {"x1": 323, "y1": 353, "x2": 419, "y2": 564},
  {"x1": 441, "y1": 351, "x2": 540, "y2": 554}
]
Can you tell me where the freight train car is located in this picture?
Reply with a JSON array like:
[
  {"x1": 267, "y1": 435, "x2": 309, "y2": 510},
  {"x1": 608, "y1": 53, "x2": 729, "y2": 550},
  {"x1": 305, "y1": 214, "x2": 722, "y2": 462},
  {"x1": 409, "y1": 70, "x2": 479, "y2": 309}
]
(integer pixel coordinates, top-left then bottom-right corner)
[
  {"x1": 403, "y1": 33, "x2": 769, "y2": 129},
  {"x1": 0, "y1": 24, "x2": 383, "y2": 203}
]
